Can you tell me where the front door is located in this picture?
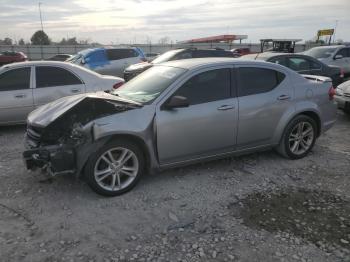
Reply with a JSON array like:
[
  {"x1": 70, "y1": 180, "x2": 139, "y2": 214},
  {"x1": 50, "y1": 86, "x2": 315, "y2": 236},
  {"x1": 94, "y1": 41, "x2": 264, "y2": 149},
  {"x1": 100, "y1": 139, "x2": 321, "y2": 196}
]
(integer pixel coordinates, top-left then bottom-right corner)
[
  {"x1": 33, "y1": 66, "x2": 85, "y2": 107},
  {"x1": 156, "y1": 67, "x2": 238, "y2": 164},
  {"x1": 0, "y1": 67, "x2": 34, "y2": 124}
]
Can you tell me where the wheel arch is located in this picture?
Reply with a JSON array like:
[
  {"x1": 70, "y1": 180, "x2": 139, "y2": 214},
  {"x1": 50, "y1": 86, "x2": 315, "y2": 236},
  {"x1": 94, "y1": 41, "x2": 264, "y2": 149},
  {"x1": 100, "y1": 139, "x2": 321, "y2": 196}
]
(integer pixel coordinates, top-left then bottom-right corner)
[
  {"x1": 273, "y1": 107, "x2": 322, "y2": 146},
  {"x1": 78, "y1": 133, "x2": 153, "y2": 178}
]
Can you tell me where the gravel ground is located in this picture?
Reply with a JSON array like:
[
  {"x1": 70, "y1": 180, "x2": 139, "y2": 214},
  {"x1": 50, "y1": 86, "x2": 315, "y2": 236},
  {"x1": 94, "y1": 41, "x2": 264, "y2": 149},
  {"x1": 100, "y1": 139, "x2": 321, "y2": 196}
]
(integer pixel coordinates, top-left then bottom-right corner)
[{"x1": 0, "y1": 111, "x2": 349, "y2": 262}]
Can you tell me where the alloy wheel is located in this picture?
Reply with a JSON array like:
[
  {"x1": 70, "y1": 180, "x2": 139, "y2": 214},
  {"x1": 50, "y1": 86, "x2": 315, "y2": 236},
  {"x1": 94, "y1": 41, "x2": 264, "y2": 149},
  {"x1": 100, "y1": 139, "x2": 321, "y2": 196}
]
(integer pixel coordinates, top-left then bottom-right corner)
[
  {"x1": 288, "y1": 122, "x2": 314, "y2": 155},
  {"x1": 94, "y1": 147, "x2": 139, "y2": 192}
]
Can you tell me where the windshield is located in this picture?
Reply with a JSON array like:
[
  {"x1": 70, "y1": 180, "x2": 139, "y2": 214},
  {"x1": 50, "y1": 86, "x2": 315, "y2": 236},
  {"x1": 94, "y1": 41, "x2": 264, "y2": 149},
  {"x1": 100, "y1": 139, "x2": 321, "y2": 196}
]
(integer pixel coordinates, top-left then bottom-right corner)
[
  {"x1": 304, "y1": 47, "x2": 337, "y2": 59},
  {"x1": 152, "y1": 49, "x2": 184, "y2": 64},
  {"x1": 111, "y1": 65, "x2": 186, "y2": 104}
]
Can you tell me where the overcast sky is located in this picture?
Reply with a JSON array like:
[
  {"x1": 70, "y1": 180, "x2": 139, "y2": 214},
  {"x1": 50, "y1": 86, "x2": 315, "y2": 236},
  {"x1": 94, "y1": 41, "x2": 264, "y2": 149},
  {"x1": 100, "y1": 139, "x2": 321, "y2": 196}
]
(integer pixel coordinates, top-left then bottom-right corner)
[{"x1": 0, "y1": 0, "x2": 349, "y2": 44}]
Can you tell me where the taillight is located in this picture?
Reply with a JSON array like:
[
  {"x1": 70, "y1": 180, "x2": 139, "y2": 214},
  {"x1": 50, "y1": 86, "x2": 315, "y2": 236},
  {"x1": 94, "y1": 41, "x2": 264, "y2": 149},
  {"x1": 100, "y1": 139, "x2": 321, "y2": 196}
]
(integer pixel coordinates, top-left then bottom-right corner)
[
  {"x1": 113, "y1": 82, "x2": 124, "y2": 89},
  {"x1": 328, "y1": 86, "x2": 336, "y2": 100},
  {"x1": 340, "y1": 68, "x2": 345, "y2": 78}
]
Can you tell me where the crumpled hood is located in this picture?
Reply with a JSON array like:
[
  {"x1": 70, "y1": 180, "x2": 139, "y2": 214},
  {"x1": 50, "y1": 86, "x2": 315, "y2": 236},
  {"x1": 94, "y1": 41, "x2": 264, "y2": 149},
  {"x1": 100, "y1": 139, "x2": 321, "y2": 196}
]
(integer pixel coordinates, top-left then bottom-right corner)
[
  {"x1": 27, "y1": 92, "x2": 140, "y2": 128},
  {"x1": 125, "y1": 62, "x2": 153, "y2": 72}
]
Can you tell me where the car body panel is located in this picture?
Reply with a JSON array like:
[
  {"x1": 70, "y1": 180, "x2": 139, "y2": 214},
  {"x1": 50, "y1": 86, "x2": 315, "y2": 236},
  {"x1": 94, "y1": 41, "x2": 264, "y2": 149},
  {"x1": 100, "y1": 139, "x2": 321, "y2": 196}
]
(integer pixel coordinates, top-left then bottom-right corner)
[{"x1": 22, "y1": 58, "x2": 337, "y2": 178}]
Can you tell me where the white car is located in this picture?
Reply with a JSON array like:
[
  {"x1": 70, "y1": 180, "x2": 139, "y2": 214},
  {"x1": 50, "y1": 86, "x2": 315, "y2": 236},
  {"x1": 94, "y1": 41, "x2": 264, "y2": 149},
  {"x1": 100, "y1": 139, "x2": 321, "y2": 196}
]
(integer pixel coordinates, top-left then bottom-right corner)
[
  {"x1": 335, "y1": 79, "x2": 350, "y2": 114},
  {"x1": 304, "y1": 45, "x2": 350, "y2": 77},
  {"x1": 0, "y1": 61, "x2": 124, "y2": 125}
]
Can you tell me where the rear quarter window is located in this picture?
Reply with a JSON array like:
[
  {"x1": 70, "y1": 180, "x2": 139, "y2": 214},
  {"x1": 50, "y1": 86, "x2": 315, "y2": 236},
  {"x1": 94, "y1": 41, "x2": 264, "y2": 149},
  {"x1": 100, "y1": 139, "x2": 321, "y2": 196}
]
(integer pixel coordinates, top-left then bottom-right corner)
[{"x1": 238, "y1": 67, "x2": 285, "y2": 96}]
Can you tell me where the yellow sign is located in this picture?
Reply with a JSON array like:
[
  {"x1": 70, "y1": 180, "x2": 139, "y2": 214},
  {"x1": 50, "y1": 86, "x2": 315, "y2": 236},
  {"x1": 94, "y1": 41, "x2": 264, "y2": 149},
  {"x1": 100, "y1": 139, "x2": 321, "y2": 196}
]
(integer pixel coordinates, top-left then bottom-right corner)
[{"x1": 317, "y1": 29, "x2": 334, "y2": 37}]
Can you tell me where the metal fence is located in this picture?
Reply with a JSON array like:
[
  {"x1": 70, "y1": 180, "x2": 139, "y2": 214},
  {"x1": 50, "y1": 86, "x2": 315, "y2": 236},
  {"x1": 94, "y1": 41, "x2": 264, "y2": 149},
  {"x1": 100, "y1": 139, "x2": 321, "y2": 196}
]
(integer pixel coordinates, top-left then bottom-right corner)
[{"x1": 0, "y1": 42, "x2": 317, "y2": 60}]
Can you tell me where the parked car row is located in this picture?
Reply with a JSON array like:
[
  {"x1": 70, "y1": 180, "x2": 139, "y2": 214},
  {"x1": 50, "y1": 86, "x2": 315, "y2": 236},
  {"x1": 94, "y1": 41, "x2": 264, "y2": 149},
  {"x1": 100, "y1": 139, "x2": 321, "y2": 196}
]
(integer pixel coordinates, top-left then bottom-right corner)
[{"x1": 124, "y1": 47, "x2": 236, "y2": 81}]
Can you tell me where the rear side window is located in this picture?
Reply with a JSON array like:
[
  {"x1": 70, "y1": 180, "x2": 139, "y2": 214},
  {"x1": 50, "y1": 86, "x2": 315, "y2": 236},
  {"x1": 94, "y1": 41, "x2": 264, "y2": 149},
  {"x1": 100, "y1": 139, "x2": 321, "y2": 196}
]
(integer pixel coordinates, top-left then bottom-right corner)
[
  {"x1": 106, "y1": 49, "x2": 138, "y2": 60},
  {"x1": 36, "y1": 66, "x2": 82, "y2": 88},
  {"x1": 0, "y1": 67, "x2": 30, "y2": 91},
  {"x1": 238, "y1": 67, "x2": 285, "y2": 96},
  {"x1": 288, "y1": 58, "x2": 310, "y2": 71},
  {"x1": 175, "y1": 68, "x2": 231, "y2": 105}
]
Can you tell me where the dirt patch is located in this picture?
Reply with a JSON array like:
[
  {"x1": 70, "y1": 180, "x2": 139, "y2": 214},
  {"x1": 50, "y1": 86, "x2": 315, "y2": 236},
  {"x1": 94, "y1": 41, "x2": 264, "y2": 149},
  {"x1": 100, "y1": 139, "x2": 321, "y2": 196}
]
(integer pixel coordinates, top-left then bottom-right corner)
[{"x1": 234, "y1": 188, "x2": 350, "y2": 250}]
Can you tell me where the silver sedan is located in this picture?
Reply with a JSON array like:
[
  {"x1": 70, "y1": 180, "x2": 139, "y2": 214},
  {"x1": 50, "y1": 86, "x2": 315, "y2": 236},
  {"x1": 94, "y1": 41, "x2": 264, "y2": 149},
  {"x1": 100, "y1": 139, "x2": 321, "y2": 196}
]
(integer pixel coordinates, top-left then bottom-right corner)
[
  {"x1": 23, "y1": 58, "x2": 337, "y2": 196},
  {"x1": 0, "y1": 61, "x2": 124, "y2": 125}
]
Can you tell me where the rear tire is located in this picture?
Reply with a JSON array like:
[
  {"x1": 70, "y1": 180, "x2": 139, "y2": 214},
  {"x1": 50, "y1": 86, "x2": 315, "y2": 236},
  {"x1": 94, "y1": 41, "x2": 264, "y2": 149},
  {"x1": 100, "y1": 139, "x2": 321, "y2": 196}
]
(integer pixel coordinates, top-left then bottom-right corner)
[
  {"x1": 85, "y1": 140, "x2": 145, "y2": 196},
  {"x1": 276, "y1": 115, "x2": 317, "y2": 159}
]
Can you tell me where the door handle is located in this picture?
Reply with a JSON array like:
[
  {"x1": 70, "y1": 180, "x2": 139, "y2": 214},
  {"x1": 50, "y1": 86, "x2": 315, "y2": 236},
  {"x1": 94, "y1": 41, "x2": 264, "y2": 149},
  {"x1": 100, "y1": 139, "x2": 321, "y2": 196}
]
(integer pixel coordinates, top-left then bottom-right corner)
[
  {"x1": 277, "y1": 95, "x2": 291, "y2": 101},
  {"x1": 217, "y1": 105, "x2": 235, "y2": 111},
  {"x1": 14, "y1": 94, "x2": 26, "y2": 98},
  {"x1": 71, "y1": 88, "x2": 81, "y2": 93}
]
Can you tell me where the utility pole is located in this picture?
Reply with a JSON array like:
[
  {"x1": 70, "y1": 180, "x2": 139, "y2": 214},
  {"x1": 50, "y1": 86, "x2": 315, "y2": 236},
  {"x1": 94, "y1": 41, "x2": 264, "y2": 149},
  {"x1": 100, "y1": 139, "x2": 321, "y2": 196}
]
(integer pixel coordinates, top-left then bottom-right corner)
[
  {"x1": 333, "y1": 20, "x2": 338, "y2": 44},
  {"x1": 38, "y1": 2, "x2": 44, "y2": 32}
]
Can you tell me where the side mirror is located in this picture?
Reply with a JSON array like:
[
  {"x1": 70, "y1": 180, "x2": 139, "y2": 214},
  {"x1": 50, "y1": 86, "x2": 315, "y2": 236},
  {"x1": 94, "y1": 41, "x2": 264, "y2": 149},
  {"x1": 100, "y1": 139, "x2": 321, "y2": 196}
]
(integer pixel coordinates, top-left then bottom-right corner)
[
  {"x1": 81, "y1": 57, "x2": 86, "y2": 64},
  {"x1": 334, "y1": 54, "x2": 343, "y2": 60},
  {"x1": 163, "y1": 96, "x2": 189, "y2": 110}
]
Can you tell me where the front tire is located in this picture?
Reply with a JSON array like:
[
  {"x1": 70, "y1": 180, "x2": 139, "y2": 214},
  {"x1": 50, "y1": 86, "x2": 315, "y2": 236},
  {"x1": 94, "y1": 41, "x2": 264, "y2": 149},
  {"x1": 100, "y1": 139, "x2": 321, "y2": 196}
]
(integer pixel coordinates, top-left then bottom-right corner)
[
  {"x1": 276, "y1": 115, "x2": 317, "y2": 159},
  {"x1": 85, "y1": 140, "x2": 145, "y2": 196}
]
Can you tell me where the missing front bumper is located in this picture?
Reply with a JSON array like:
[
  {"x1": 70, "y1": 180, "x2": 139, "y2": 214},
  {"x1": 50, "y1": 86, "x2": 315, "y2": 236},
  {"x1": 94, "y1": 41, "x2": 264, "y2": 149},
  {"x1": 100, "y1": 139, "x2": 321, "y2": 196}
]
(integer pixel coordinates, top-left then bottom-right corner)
[{"x1": 23, "y1": 145, "x2": 76, "y2": 176}]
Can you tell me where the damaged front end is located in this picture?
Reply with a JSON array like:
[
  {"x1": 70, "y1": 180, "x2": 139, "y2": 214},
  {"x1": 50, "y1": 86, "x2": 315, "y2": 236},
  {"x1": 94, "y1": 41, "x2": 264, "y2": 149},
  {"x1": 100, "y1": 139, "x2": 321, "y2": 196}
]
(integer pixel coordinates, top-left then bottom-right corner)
[{"x1": 23, "y1": 92, "x2": 141, "y2": 176}]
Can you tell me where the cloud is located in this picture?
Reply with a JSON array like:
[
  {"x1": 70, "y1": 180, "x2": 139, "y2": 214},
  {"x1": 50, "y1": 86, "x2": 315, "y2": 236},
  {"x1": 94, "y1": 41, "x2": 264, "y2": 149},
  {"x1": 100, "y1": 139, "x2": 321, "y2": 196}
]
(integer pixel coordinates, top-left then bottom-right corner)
[{"x1": 0, "y1": 0, "x2": 349, "y2": 44}]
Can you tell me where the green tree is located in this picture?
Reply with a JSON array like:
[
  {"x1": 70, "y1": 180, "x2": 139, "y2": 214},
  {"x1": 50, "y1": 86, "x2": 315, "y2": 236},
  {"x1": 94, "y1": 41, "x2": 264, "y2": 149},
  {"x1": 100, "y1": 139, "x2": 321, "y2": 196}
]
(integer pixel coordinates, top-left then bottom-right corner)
[
  {"x1": 30, "y1": 30, "x2": 51, "y2": 45},
  {"x1": 18, "y1": 38, "x2": 25, "y2": 45}
]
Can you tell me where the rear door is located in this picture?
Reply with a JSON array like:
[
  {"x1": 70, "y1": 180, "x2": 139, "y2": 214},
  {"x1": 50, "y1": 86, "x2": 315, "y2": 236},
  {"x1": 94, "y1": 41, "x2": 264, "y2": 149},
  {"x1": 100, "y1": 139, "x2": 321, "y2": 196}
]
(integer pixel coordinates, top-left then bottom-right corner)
[
  {"x1": 332, "y1": 48, "x2": 350, "y2": 74},
  {"x1": 33, "y1": 66, "x2": 86, "y2": 107},
  {"x1": 236, "y1": 66, "x2": 293, "y2": 148},
  {"x1": 105, "y1": 49, "x2": 142, "y2": 77},
  {"x1": 0, "y1": 66, "x2": 34, "y2": 124},
  {"x1": 156, "y1": 67, "x2": 238, "y2": 164}
]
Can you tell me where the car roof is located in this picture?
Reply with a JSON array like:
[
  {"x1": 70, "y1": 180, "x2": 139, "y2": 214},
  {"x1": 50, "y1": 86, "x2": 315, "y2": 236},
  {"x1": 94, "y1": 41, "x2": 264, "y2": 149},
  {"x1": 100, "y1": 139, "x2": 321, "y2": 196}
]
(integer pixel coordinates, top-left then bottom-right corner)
[
  {"x1": 0, "y1": 60, "x2": 81, "y2": 70},
  {"x1": 159, "y1": 57, "x2": 273, "y2": 70},
  {"x1": 241, "y1": 52, "x2": 316, "y2": 61},
  {"x1": 309, "y1": 45, "x2": 346, "y2": 50}
]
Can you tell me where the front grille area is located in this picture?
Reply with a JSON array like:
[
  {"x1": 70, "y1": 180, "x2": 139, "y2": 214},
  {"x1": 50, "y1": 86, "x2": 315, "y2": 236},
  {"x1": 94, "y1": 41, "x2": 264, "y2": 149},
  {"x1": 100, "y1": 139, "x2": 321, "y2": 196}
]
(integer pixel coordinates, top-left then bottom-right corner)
[{"x1": 26, "y1": 125, "x2": 43, "y2": 148}]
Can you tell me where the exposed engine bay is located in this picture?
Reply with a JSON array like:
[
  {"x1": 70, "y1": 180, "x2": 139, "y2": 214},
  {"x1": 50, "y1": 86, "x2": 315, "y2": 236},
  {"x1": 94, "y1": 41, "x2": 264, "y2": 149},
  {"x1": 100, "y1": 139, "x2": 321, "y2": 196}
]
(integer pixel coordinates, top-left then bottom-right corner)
[{"x1": 23, "y1": 93, "x2": 141, "y2": 176}]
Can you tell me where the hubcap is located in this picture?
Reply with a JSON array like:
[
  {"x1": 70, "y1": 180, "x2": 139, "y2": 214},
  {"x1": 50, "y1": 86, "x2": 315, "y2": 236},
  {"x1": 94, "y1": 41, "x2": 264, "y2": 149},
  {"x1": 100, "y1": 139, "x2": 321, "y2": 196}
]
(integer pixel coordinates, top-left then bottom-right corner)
[
  {"x1": 94, "y1": 147, "x2": 139, "y2": 191},
  {"x1": 288, "y1": 122, "x2": 314, "y2": 155}
]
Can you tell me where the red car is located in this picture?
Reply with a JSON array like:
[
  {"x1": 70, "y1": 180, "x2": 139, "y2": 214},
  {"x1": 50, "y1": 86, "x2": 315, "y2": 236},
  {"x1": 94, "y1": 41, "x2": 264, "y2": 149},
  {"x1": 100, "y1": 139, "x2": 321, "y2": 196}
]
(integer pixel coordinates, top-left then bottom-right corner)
[
  {"x1": 231, "y1": 48, "x2": 257, "y2": 57},
  {"x1": 0, "y1": 51, "x2": 27, "y2": 66}
]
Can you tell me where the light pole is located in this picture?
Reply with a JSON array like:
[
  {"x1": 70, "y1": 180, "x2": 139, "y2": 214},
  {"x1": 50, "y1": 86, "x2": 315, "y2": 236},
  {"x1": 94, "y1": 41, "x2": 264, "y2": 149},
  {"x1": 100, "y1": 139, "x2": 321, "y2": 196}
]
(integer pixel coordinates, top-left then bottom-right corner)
[
  {"x1": 38, "y1": 2, "x2": 44, "y2": 32},
  {"x1": 333, "y1": 20, "x2": 338, "y2": 44}
]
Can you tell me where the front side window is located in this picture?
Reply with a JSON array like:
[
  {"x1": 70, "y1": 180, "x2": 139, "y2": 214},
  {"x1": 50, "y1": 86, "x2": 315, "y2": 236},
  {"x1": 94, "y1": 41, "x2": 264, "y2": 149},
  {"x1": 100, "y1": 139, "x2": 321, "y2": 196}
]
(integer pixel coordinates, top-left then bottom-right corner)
[
  {"x1": 36, "y1": 66, "x2": 82, "y2": 88},
  {"x1": 238, "y1": 67, "x2": 285, "y2": 97},
  {"x1": 336, "y1": 48, "x2": 349, "y2": 58},
  {"x1": 174, "y1": 69, "x2": 231, "y2": 105},
  {"x1": 0, "y1": 67, "x2": 30, "y2": 91}
]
